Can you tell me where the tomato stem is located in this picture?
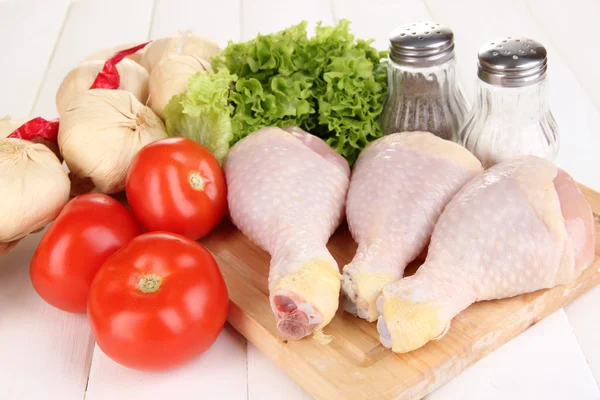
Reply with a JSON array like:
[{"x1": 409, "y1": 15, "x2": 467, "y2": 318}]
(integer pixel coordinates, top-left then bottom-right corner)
[
  {"x1": 138, "y1": 274, "x2": 161, "y2": 293},
  {"x1": 188, "y1": 172, "x2": 206, "y2": 191}
]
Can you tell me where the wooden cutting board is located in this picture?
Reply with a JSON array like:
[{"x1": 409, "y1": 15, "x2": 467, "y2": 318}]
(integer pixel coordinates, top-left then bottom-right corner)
[{"x1": 200, "y1": 184, "x2": 600, "y2": 400}]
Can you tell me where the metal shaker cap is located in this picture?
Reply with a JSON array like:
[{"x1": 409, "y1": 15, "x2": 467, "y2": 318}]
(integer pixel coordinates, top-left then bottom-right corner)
[
  {"x1": 478, "y1": 37, "x2": 547, "y2": 87},
  {"x1": 389, "y1": 22, "x2": 455, "y2": 67}
]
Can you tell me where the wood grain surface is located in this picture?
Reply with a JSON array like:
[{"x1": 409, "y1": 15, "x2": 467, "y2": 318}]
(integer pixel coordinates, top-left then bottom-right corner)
[
  {"x1": 201, "y1": 185, "x2": 600, "y2": 400},
  {"x1": 1, "y1": 1, "x2": 600, "y2": 399}
]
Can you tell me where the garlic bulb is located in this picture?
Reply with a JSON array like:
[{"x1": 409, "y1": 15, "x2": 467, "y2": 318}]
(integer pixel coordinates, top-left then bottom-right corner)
[
  {"x1": 0, "y1": 139, "x2": 70, "y2": 255},
  {"x1": 149, "y1": 55, "x2": 212, "y2": 119},
  {"x1": 141, "y1": 34, "x2": 221, "y2": 71},
  {"x1": 56, "y1": 59, "x2": 149, "y2": 116},
  {"x1": 83, "y1": 42, "x2": 146, "y2": 67},
  {"x1": 0, "y1": 116, "x2": 24, "y2": 137},
  {"x1": 59, "y1": 89, "x2": 167, "y2": 194}
]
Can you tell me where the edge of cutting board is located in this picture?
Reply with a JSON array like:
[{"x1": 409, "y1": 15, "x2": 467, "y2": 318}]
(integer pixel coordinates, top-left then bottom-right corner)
[{"x1": 200, "y1": 184, "x2": 600, "y2": 400}]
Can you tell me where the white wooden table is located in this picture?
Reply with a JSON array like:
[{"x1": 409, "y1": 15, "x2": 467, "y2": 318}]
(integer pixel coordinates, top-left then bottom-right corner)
[{"x1": 1, "y1": 0, "x2": 599, "y2": 399}]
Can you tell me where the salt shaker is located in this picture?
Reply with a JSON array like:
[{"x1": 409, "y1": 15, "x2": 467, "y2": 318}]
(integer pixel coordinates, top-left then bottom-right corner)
[
  {"x1": 459, "y1": 37, "x2": 559, "y2": 168},
  {"x1": 380, "y1": 22, "x2": 468, "y2": 142}
]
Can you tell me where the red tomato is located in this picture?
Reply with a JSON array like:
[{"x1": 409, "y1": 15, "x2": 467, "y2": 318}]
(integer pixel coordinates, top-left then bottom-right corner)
[
  {"x1": 87, "y1": 232, "x2": 229, "y2": 371},
  {"x1": 126, "y1": 137, "x2": 227, "y2": 240},
  {"x1": 30, "y1": 194, "x2": 142, "y2": 313}
]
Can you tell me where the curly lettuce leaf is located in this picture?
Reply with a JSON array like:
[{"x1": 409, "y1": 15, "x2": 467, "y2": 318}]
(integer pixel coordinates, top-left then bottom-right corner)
[
  {"x1": 306, "y1": 21, "x2": 388, "y2": 162},
  {"x1": 164, "y1": 69, "x2": 236, "y2": 163},
  {"x1": 213, "y1": 22, "x2": 308, "y2": 79},
  {"x1": 168, "y1": 20, "x2": 387, "y2": 164},
  {"x1": 213, "y1": 20, "x2": 387, "y2": 164}
]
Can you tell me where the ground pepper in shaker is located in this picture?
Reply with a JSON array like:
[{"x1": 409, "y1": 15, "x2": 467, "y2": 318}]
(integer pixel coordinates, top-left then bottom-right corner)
[
  {"x1": 459, "y1": 37, "x2": 559, "y2": 168},
  {"x1": 380, "y1": 22, "x2": 467, "y2": 141}
]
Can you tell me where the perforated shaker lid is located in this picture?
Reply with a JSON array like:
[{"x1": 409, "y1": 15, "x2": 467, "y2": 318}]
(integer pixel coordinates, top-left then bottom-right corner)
[
  {"x1": 478, "y1": 37, "x2": 548, "y2": 87},
  {"x1": 389, "y1": 22, "x2": 455, "y2": 67}
]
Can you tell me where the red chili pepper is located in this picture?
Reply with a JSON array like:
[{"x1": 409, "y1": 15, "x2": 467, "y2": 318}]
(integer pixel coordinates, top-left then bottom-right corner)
[
  {"x1": 90, "y1": 41, "x2": 151, "y2": 90},
  {"x1": 8, "y1": 117, "x2": 60, "y2": 142}
]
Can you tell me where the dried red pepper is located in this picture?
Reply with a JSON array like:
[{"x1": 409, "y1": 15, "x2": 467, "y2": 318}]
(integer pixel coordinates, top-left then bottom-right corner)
[
  {"x1": 6, "y1": 42, "x2": 151, "y2": 154},
  {"x1": 90, "y1": 41, "x2": 151, "y2": 90},
  {"x1": 8, "y1": 117, "x2": 59, "y2": 142}
]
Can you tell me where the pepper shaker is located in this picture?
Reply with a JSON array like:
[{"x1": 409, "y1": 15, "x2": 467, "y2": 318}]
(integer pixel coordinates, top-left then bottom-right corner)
[
  {"x1": 459, "y1": 37, "x2": 559, "y2": 168},
  {"x1": 380, "y1": 22, "x2": 468, "y2": 142}
]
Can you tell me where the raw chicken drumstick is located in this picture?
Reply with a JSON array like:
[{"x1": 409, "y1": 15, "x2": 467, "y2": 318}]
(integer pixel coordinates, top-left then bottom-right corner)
[
  {"x1": 377, "y1": 156, "x2": 596, "y2": 353},
  {"x1": 342, "y1": 132, "x2": 483, "y2": 321},
  {"x1": 224, "y1": 127, "x2": 350, "y2": 340}
]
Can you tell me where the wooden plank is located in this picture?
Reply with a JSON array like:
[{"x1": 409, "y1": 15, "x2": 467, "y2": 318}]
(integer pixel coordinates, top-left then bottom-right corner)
[
  {"x1": 423, "y1": 0, "x2": 600, "y2": 201},
  {"x1": 0, "y1": 1, "x2": 154, "y2": 399},
  {"x1": 80, "y1": 2, "x2": 249, "y2": 400},
  {"x1": 247, "y1": 343, "x2": 312, "y2": 400},
  {"x1": 565, "y1": 187, "x2": 600, "y2": 385},
  {"x1": 150, "y1": 0, "x2": 241, "y2": 47},
  {"x1": 200, "y1": 185, "x2": 600, "y2": 400},
  {"x1": 31, "y1": 0, "x2": 154, "y2": 118},
  {"x1": 525, "y1": 0, "x2": 600, "y2": 114},
  {"x1": 317, "y1": 2, "x2": 600, "y2": 397},
  {"x1": 85, "y1": 325, "x2": 248, "y2": 400},
  {"x1": 428, "y1": 310, "x2": 600, "y2": 400},
  {"x1": 565, "y1": 285, "x2": 600, "y2": 385},
  {"x1": 424, "y1": 1, "x2": 600, "y2": 391},
  {"x1": 0, "y1": 2, "x2": 93, "y2": 400},
  {"x1": 239, "y1": 2, "x2": 334, "y2": 398},
  {"x1": 1, "y1": 2, "x2": 597, "y2": 400},
  {"x1": 0, "y1": 230, "x2": 95, "y2": 400},
  {"x1": 0, "y1": 0, "x2": 69, "y2": 118},
  {"x1": 241, "y1": 0, "x2": 333, "y2": 41},
  {"x1": 332, "y1": 0, "x2": 432, "y2": 50}
]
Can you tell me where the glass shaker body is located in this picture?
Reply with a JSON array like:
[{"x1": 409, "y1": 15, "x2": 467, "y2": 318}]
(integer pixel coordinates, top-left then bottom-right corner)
[
  {"x1": 460, "y1": 37, "x2": 559, "y2": 168},
  {"x1": 381, "y1": 58, "x2": 468, "y2": 142},
  {"x1": 460, "y1": 79, "x2": 558, "y2": 168},
  {"x1": 381, "y1": 22, "x2": 467, "y2": 143}
]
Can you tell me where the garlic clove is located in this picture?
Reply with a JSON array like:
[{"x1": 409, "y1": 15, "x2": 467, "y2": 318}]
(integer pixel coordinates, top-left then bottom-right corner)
[
  {"x1": 149, "y1": 55, "x2": 212, "y2": 120},
  {"x1": 58, "y1": 89, "x2": 167, "y2": 194},
  {"x1": 83, "y1": 42, "x2": 147, "y2": 68},
  {"x1": 141, "y1": 34, "x2": 221, "y2": 72},
  {"x1": 56, "y1": 59, "x2": 149, "y2": 116},
  {"x1": 0, "y1": 139, "x2": 70, "y2": 251}
]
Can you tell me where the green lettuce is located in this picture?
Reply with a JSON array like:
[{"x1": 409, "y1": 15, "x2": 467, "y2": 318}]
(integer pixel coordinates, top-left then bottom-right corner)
[
  {"x1": 165, "y1": 20, "x2": 388, "y2": 164},
  {"x1": 164, "y1": 69, "x2": 236, "y2": 163}
]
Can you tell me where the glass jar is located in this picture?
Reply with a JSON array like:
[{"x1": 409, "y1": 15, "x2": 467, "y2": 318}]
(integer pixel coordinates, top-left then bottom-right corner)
[
  {"x1": 459, "y1": 37, "x2": 559, "y2": 168},
  {"x1": 380, "y1": 22, "x2": 467, "y2": 142}
]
